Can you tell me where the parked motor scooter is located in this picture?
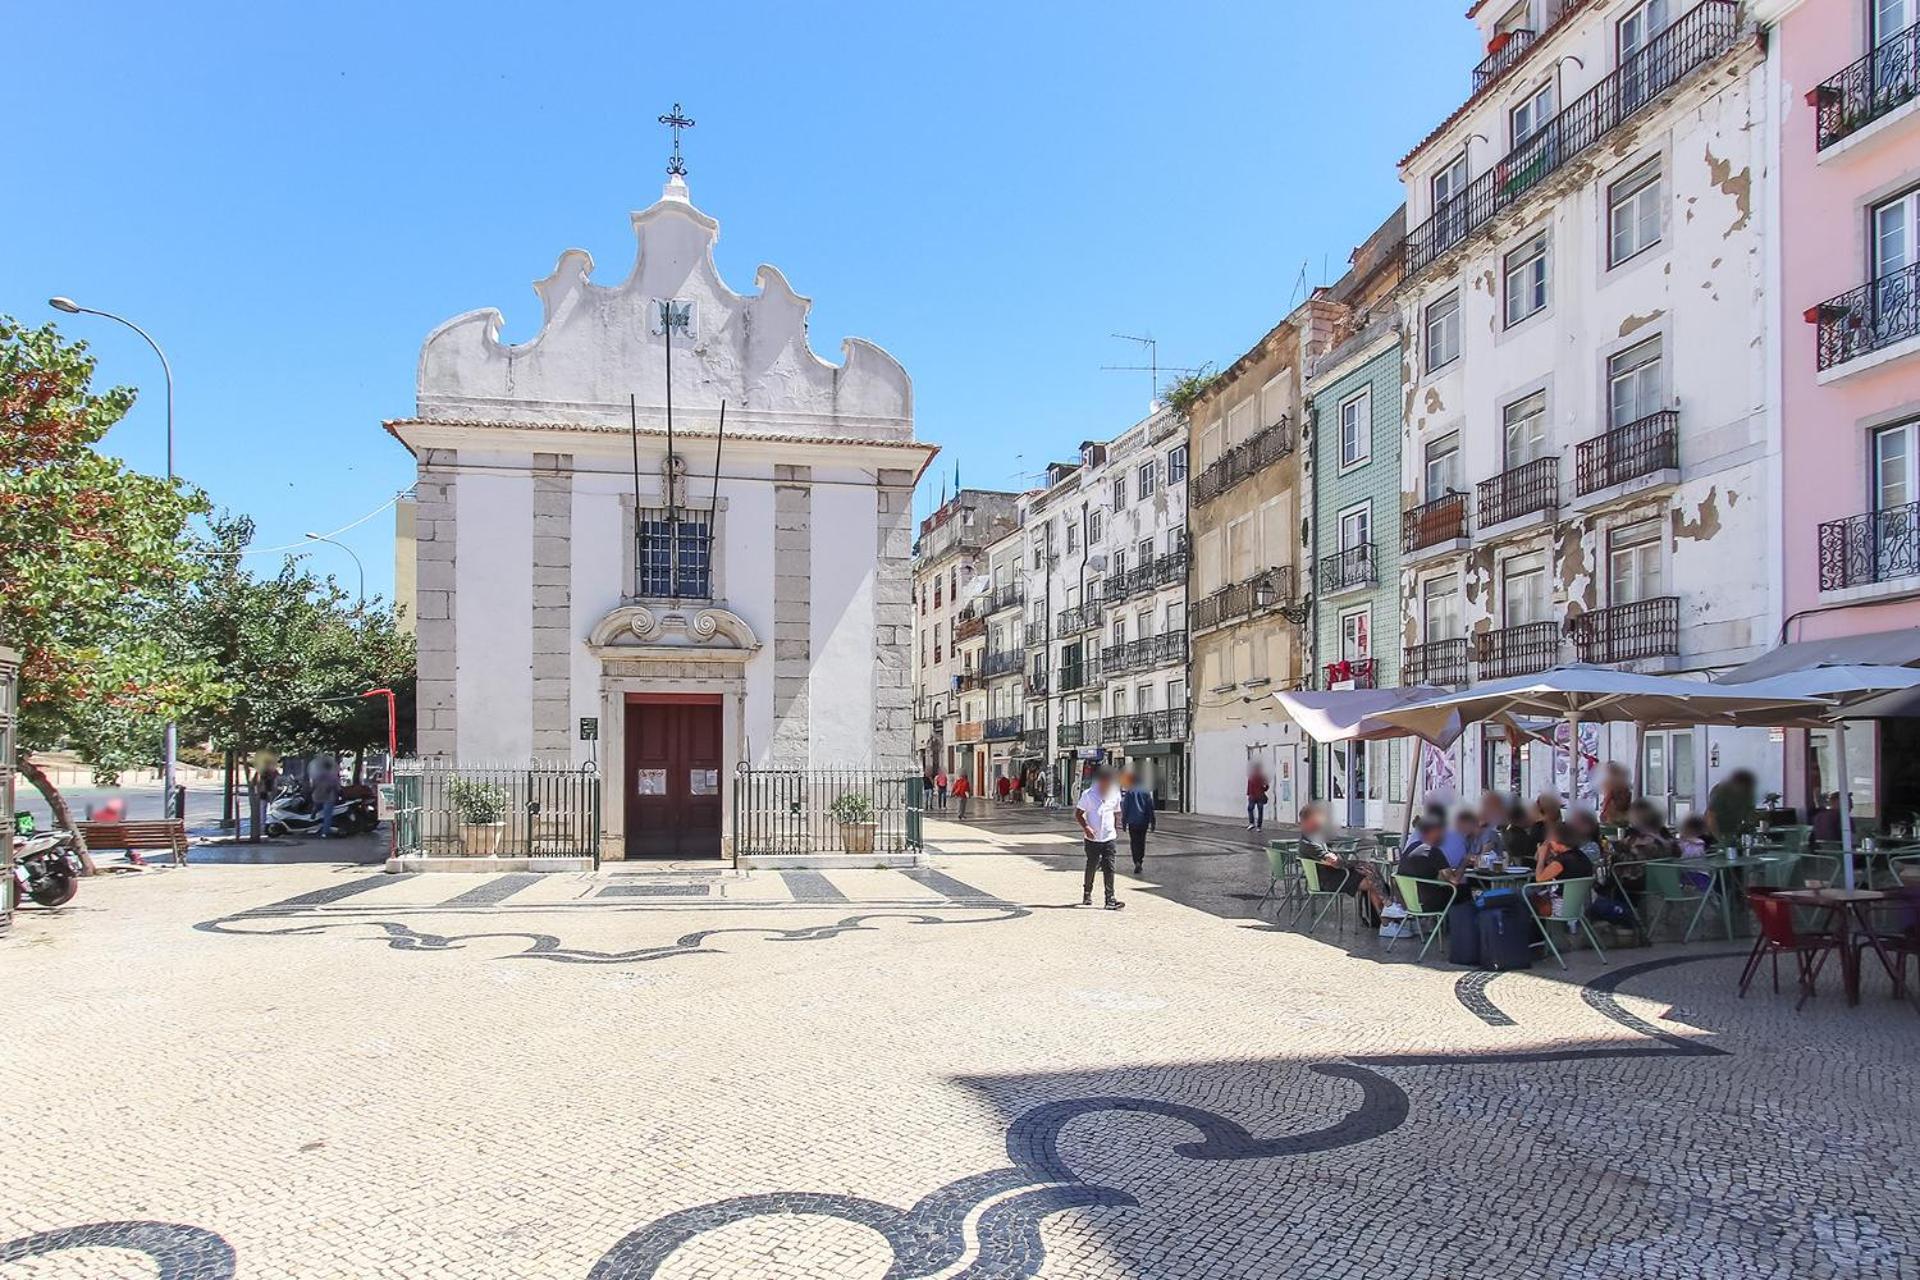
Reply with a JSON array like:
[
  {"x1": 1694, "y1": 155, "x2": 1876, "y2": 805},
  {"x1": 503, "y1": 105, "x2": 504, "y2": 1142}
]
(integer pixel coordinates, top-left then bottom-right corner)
[
  {"x1": 11, "y1": 814, "x2": 82, "y2": 907},
  {"x1": 262, "y1": 785, "x2": 375, "y2": 838}
]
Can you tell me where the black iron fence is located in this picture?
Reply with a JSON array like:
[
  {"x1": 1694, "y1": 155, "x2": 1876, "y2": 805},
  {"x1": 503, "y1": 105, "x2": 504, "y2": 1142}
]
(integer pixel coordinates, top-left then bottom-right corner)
[
  {"x1": 1576, "y1": 410, "x2": 1678, "y2": 496},
  {"x1": 1473, "y1": 621, "x2": 1562, "y2": 679},
  {"x1": 981, "y1": 648, "x2": 1023, "y2": 677},
  {"x1": 1819, "y1": 500, "x2": 1920, "y2": 590},
  {"x1": 1478, "y1": 456, "x2": 1559, "y2": 526},
  {"x1": 1403, "y1": 492, "x2": 1469, "y2": 552},
  {"x1": 1191, "y1": 418, "x2": 1294, "y2": 506},
  {"x1": 732, "y1": 768, "x2": 921, "y2": 862},
  {"x1": 1100, "y1": 708, "x2": 1190, "y2": 745},
  {"x1": 1473, "y1": 28, "x2": 1538, "y2": 90},
  {"x1": 1403, "y1": 637, "x2": 1469, "y2": 686},
  {"x1": 391, "y1": 760, "x2": 600, "y2": 863},
  {"x1": 1058, "y1": 723, "x2": 1086, "y2": 748},
  {"x1": 1405, "y1": 1, "x2": 1742, "y2": 276},
  {"x1": 984, "y1": 716, "x2": 1022, "y2": 741},
  {"x1": 1568, "y1": 597, "x2": 1679, "y2": 664},
  {"x1": 1814, "y1": 261, "x2": 1920, "y2": 372},
  {"x1": 1318, "y1": 544, "x2": 1378, "y2": 594},
  {"x1": 987, "y1": 583, "x2": 1025, "y2": 613},
  {"x1": 1813, "y1": 20, "x2": 1919, "y2": 150}
]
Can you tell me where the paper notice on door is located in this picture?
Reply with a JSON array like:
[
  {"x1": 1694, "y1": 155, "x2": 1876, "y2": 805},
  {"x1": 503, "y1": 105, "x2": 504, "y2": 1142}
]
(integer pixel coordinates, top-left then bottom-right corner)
[
  {"x1": 690, "y1": 768, "x2": 719, "y2": 795},
  {"x1": 636, "y1": 769, "x2": 667, "y2": 796}
]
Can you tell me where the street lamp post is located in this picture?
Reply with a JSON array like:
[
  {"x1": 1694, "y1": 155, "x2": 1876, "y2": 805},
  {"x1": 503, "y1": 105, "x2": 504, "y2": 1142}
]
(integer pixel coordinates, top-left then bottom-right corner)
[
  {"x1": 50, "y1": 297, "x2": 180, "y2": 819},
  {"x1": 304, "y1": 533, "x2": 365, "y2": 605}
]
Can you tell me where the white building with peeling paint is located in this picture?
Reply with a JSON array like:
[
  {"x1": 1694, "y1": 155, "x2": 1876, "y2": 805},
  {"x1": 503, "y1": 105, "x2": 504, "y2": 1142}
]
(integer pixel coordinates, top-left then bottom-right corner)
[
  {"x1": 1392, "y1": 0, "x2": 1779, "y2": 812},
  {"x1": 389, "y1": 175, "x2": 935, "y2": 860}
]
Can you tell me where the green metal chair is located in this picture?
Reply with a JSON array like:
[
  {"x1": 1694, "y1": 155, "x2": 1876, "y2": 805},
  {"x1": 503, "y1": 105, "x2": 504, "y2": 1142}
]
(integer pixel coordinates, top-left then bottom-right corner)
[
  {"x1": 1747, "y1": 853, "x2": 1803, "y2": 890},
  {"x1": 1643, "y1": 859, "x2": 1716, "y2": 943},
  {"x1": 1258, "y1": 840, "x2": 1305, "y2": 919},
  {"x1": 1522, "y1": 877, "x2": 1608, "y2": 970},
  {"x1": 1298, "y1": 856, "x2": 1355, "y2": 936},
  {"x1": 1768, "y1": 826, "x2": 1812, "y2": 855},
  {"x1": 1388, "y1": 874, "x2": 1458, "y2": 961}
]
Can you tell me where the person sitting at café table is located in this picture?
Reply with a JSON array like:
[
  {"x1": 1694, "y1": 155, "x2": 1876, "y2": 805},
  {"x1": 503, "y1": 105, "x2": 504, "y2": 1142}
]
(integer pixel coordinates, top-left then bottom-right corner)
[
  {"x1": 1475, "y1": 792, "x2": 1509, "y2": 856},
  {"x1": 1398, "y1": 815, "x2": 1460, "y2": 912},
  {"x1": 1531, "y1": 820, "x2": 1596, "y2": 916},
  {"x1": 1499, "y1": 801, "x2": 1539, "y2": 866},
  {"x1": 1299, "y1": 802, "x2": 1387, "y2": 915},
  {"x1": 1402, "y1": 802, "x2": 1448, "y2": 853},
  {"x1": 1676, "y1": 814, "x2": 1714, "y2": 890},
  {"x1": 1609, "y1": 801, "x2": 1675, "y2": 894},
  {"x1": 1444, "y1": 807, "x2": 1494, "y2": 869},
  {"x1": 1599, "y1": 763, "x2": 1634, "y2": 828},
  {"x1": 1529, "y1": 793, "x2": 1565, "y2": 850},
  {"x1": 1811, "y1": 791, "x2": 1844, "y2": 844}
]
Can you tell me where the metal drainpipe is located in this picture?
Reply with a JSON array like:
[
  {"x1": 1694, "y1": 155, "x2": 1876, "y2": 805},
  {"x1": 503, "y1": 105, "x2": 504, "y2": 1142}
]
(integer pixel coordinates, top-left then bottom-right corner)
[{"x1": 1305, "y1": 400, "x2": 1321, "y2": 804}]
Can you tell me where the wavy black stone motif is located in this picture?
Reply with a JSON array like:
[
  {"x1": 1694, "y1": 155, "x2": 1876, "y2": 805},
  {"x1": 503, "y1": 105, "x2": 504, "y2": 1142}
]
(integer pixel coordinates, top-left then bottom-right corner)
[
  {"x1": 193, "y1": 906, "x2": 1031, "y2": 967},
  {"x1": 586, "y1": 1063, "x2": 1406, "y2": 1279},
  {"x1": 0, "y1": 1220, "x2": 235, "y2": 1278}
]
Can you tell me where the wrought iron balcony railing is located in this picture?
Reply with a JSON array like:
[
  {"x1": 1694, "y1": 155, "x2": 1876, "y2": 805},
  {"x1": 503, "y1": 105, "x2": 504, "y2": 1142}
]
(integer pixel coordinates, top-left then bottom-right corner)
[
  {"x1": 1191, "y1": 418, "x2": 1294, "y2": 506},
  {"x1": 1473, "y1": 621, "x2": 1562, "y2": 679},
  {"x1": 1576, "y1": 410, "x2": 1678, "y2": 496},
  {"x1": 1813, "y1": 261, "x2": 1920, "y2": 372},
  {"x1": 1151, "y1": 631, "x2": 1188, "y2": 667},
  {"x1": 1405, "y1": 1, "x2": 1742, "y2": 277},
  {"x1": 981, "y1": 648, "x2": 1024, "y2": 678},
  {"x1": 1101, "y1": 632, "x2": 1189, "y2": 677},
  {"x1": 1473, "y1": 28, "x2": 1538, "y2": 91},
  {"x1": 1403, "y1": 637, "x2": 1469, "y2": 686},
  {"x1": 1021, "y1": 728, "x2": 1048, "y2": 753},
  {"x1": 1056, "y1": 664, "x2": 1089, "y2": 693},
  {"x1": 957, "y1": 669, "x2": 987, "y2": 693},
  {"x1": 1819, "y1": 499, "x2": 1920, "y2": 590},
  {"x1": 1318, "y1": 544, "x2": 1378, "y2": 594},
  {"x1": 1025, "y1": 669, "x2": 1049, "y2": 698},
  {"x1": 1402, "y1": 492, "x2": 1469, "y2": 552},
  {"x1": 1568, "y1": 597, "x2": 1679, "y2": 664},
  {"x1": 1101, "y1": 708, "x2": 1190, "y2": 745},
  {"x1": 1812, "y1": 20, "x2": 1920, "y2": 150},
  {"x1": 987, "y1": 583, "x2": 1025, "y2": 614},
  {"x1": 1057, "y1": 723, "x2": 1086, "y2": 748},
  {"x1": 1322, "y1": 658, "x2": 1376, "y2": 689},
  {"x1": 1024, "y1": 621, "x2": 1048, "y2": 649},
  {"x1": 1192, "y1": 567, "x2": 1298, "y2": 632},
  {"x1": 984, "y1": 716, "x2": 1023, "y2": 742},
  {"x1": 1056, "y1": 605, "x2": 1100, "y2": 635},
  {"x1": 1477, "y1": 456, "x2": 1559, "y2": 527}
]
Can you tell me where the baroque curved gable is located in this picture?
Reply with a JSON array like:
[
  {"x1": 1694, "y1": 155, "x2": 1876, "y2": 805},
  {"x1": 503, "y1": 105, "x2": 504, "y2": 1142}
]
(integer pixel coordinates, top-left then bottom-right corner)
[
  {"x1": 587, "y1": 604, "x2": 761, "y2": 660},
  {"x1": 417, "y1": 178, "x2": 912, "y2": 441}
]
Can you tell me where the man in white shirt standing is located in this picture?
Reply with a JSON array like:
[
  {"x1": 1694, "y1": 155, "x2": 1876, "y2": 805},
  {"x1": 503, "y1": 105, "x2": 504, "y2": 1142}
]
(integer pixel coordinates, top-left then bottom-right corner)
[{"x1": 1075, "y1": 765, "x2": 1126, "y2": 910}]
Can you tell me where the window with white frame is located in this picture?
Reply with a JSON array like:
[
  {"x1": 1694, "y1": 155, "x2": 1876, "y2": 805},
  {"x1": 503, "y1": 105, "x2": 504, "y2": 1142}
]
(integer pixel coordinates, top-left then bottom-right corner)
[
  {"x1": 1502, "y1": 390, "x2": 1548, "y2": 467},
  {"x1": 1607, "y1": 158, "x2": 1663, "y2": 267},
  {"x1": 1136, "y1": 682, "x2": 1156, "y2": 712},
  {"x1": 1876, "y1": 0, "x2": 1916, "y2": 46},
  {"x1": 1167, "y1": 677, "x2": 1187, "y2": 708},
  {"x1": 1167, "y1": 601, "x2": 1185, "y2": 631},
  {"x1": 1168, "y1": 445, "x2": 1188, "y2": 483},
  {"x1": 1137, "y1": 460, "x2": 1157, "y2": 499},
  {"x1": 1617, "y1": 1, "x2": 1671, "y2": 69},
  {"x1": 1065, "y1": 515, "x2": 1080, "y2": 552},
  {"x1": 1873, "y1": 420, "x2": 1917, "y2": 514},
  {"x1": 1502, "y1": 551, "x2": 1551, "y2": 626},
  {"x1": 1607, "y1": 518, "x2": 1666, "y2": 605},
  {"x1": 1112, "y1": 475, "x2": 1127, "y2": 510},
  {"x1": 1339, "y1": 389, "x2": 1371, "y2": 467},
  {"x1": 1111, "y1": 686, "x2": 1128, "y2": 716},
  {"x1": 1607, "y1": 337, "x2": 1664, "y2": 429},
  {"x1": 1111, "y1": 616, "x2": 1126, "y2": 647},
  {"x1": 1422, "y1": 574, "x2": 1461, "y2": 638},
  {"x1": 1111, "y1": 549, "x2": 1127, "y2": 583},
  {"x1": 1088, "y1": 508, "x2": 1103, "y2": 544},
  {"x1": 1510, "y1": 81, "x2": 1556, "y2": 147},
  {"x1": 1339, "y1": 606, "x2": 1372, "y2": 661},
  {"x1": 1135, "y1": 609, "x2": 1153, "y2": 642},
  {"x1": 1431, "y1": 150, "x2": 1469, "y2": 213},
  {"x1": 1425, "y1": 434, "x2": 1462, "y2": 498},
  {"x1": 1338, "y1": 502, "x2": 1372, "y2": 553},
  {"x1": 1504, "y1": 232, "x2": 1550, "y2": 327},
  {"x1": 1424, "y1": 290, "x2": 1460, "y2": 372},
  {"x1": 1873, "y1": 188, "x2": 1918, "y2": 281}
]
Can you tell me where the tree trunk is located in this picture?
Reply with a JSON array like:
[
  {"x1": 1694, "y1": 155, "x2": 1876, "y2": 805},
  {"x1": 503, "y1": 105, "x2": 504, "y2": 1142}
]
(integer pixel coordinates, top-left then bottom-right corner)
[
  {"x1": 222, "y1": 745, "x2": 236, "y2": 830},
  {"x1": 17, "y1": 753, "x2": 98, "y2": 875}
]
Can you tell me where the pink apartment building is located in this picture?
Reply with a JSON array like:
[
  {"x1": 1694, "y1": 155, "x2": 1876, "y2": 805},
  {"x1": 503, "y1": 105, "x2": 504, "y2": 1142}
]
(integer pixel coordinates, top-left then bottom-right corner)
[{"x1": 1762, "y1": 0, "x2": 1920, "y2": 824}]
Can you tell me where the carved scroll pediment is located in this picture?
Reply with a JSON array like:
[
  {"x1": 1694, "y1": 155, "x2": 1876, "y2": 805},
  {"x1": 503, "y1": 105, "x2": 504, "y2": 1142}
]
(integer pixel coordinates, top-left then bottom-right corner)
[{"x1": 588, "y1": 604, "x2": 761, "y2": 659}]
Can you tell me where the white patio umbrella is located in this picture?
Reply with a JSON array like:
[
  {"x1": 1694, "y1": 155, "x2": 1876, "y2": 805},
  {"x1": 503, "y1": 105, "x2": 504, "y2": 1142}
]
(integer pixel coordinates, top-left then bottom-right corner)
[
  {"x1": 1708, "y1": 664, "x2": 1920, "y2": 889},
  {"x1": 1369, "y1": 664, "x2": 1833, "y2": 808},
  {"x1": 1272, "y1": 686, "x2": 1465, "y2": 832}
]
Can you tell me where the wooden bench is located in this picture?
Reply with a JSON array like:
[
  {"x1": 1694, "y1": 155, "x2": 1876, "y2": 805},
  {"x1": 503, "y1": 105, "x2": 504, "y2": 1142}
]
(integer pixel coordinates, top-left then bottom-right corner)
[{"x1": 75, "y1": 820, "x2": 189, "y2": 867}]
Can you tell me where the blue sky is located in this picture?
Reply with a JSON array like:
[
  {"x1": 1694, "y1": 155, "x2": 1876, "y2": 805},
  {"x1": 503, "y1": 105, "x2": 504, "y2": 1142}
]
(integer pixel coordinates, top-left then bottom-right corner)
[{"x1": 3, "y1": 1, "x2": 1476, "y2": 602}]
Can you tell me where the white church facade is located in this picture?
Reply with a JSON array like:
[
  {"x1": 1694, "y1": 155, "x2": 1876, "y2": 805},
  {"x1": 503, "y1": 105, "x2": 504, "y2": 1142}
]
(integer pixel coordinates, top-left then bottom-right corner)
[{"x1": 388, "y1": 175, "x2": 934, "y2": 860}]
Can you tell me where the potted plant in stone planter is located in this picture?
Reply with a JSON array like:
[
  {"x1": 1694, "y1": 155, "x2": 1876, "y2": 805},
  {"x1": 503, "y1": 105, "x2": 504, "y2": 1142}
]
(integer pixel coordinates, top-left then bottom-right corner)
[
  {"x1": 829, "y1": 792, "x2": 878, "y2": 855},
  {"x1": 448, "y1": 777, "x2": 509, "y2": 856}
]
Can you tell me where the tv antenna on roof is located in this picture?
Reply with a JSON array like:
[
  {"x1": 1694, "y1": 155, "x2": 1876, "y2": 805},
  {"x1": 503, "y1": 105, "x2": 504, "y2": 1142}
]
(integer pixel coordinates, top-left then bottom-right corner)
[{"x1": 1100, "y1": 333, "x2": 1201, "y2": 409}]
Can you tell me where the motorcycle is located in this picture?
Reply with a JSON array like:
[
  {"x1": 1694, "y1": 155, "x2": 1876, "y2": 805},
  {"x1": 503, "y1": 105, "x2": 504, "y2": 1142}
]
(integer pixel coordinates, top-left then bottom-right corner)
[
  {"x1": 263, "y1": 785, "x2": 376, "y2": 838},
  {"x1": 11, "y1": 820, "x2": 83, "y2": 907}
]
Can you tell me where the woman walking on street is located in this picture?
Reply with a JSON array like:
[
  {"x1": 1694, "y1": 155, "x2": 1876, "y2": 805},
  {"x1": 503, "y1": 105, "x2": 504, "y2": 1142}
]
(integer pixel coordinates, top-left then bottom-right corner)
[{"x1": 1246, "y1": 763, "x2": 1271, "y2": 831}]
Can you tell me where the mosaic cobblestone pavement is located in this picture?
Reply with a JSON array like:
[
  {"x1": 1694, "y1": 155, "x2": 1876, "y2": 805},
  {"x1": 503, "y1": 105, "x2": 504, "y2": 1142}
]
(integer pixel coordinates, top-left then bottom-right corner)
[{"x1": 2, "y1": 810, "x2": 1916, "y2": 1278}]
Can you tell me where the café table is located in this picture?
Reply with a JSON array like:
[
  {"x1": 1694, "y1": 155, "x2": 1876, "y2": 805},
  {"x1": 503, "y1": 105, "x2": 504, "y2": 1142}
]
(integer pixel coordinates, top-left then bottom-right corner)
[
  {"x1": 1662, "y1": 855, "x2": 1782, "y2": 943},
  {"x1": 1772, "y1": 888, "x2": 1898, "y2": 1006},
  {"x1": 1462, "y1": 865, "x2": 1533, "y2": 888}
]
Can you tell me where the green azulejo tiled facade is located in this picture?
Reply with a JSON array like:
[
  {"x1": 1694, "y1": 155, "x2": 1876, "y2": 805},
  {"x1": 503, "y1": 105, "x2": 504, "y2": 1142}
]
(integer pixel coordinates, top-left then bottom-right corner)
[{"x1": 1307, "y1": 325, "x2": 1407, "y2": 826}]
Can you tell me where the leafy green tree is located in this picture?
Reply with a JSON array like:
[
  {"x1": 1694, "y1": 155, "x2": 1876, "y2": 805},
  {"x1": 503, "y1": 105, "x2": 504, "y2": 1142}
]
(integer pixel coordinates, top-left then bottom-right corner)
[{"x1": 0, "y1": 317, "x2": 209, "y2": 838}]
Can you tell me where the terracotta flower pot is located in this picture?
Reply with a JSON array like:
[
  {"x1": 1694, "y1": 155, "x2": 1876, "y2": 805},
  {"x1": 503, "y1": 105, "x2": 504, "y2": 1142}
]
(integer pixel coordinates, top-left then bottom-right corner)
[
  {"x1": 841, "y1": 821, "x2": 877, "y2": 855},
  {"x1": 460, "y1": 822, "x2": 505, "y2": 856}
]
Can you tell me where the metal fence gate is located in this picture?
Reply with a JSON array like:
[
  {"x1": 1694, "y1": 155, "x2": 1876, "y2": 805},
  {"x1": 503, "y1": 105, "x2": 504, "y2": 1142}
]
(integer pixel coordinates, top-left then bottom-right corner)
[
  {"x1": 391, "y1": 760, "x2": 600, "y2": 865},
  {"x1": 732, "y1": 768, "x2": 923, "y2": 862}
]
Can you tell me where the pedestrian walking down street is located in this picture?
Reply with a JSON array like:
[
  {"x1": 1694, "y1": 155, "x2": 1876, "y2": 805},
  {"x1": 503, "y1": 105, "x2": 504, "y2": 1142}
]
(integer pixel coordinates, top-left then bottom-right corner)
[
  {"x1": 310, "y1": 755, "x2": 341, "y2": 839},
  {"x1": 1076, "y1": 765, "x2": 1125, "y2": 909},
  {"x1": 1246, "y1": 762, "x2": 1270, "y2": 831},
  {"x1": 934, "y1": 771, "x2": 948, "y2": 812},
  {"x1": 1120, "y1": 769, "x2": 1156, "y2": 875},
  {"x1": 952, "y1": 772, "x2": 971, "y2": 821}
]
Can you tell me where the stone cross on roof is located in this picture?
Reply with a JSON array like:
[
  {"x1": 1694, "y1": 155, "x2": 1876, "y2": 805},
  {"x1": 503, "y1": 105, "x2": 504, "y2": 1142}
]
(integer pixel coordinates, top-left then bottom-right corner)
[{"x1": 658, "y1": 102, "x2": 695, "y2": 177}]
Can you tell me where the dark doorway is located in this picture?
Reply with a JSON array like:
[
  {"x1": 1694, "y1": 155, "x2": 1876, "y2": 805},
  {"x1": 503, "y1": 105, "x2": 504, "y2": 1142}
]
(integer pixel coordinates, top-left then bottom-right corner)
[{"x1": 624, "y1": 694, "x2": 723, "y2": 858}]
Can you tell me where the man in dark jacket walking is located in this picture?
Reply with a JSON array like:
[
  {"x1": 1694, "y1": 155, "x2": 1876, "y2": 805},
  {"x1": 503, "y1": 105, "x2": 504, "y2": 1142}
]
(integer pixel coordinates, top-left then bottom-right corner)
[{"x1": 1119, "y1": 769, "x2": 1156, "y2": 875}]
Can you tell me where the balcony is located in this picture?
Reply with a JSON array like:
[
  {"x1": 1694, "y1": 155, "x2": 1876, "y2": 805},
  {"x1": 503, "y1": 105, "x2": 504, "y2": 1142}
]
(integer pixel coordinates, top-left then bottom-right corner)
[
  {"x1": 1819, "y1": 500, "x2": 1920, "y2": 590},
  {"x1": 1568, "y1": 597, "x2": 1679, "y2": 664},
  {"x1": 1024, "y1": 621, "x2": 1048, "y2": 649},
  {"x1": 1057, "y1": 663, "x2": 1089, "y2": 693},
  {"x1": 1056, "y1": 604, "x2": 1100, "y2": 635},
  {"x1": 1058, "y1": 723, "x2": 1086, "y2": 749},
  {"x1": 1191, "y1": 419, "x2": 1295, "y2": 506},
  {"x1": 953, "y1": 613, "x2": 987, "y2": 644},
  {"x1": 1402, "y1": 492, "x2": 1469, "y2": 554},
  {"x1": 1100, "y1": 632, "x2": 1189, "y2": 678},
  {"x1": 984, "y1": 716, "x2": 1023, "y2": 742},
  {"x1": 1575, "y1": 410, "x2": 1679, "y2": 499},
  {"x1": 1150, "y1": 631, "x2": 1187, "y2": 667},
  {"x1": 956, "y1": 669, "x2": 987, "y2": 693},
  {"x1": 1021, "y1": 728, "x2": 1048, "y2": 753},
  {"x1": 1192, "y1": 567, "x2": 1299, "y2": 632},
  {"x1": 1405, "y1": 1, "x2": 1742, "y2": 277},
  {"x1": 1473, "y1": 621, "x2": 1562, "y2": 679},
  {"x1": 1322, "y1": 658, "x2": 1376, "y2": 689},
  {"x1": 1102, "y1": 708, "x2": 1190, "y2": 745},
  {"x1": 1403, "y1": 637, "x2": 1469, "y2": 686},
  {"x1": 1025, "y1": 669, "x2": 1049, "y2": 699},
  {"x1": 1317, "y1": 544, "x2": 1378, "y2": 595},
  {"x1": 1812, "y1": 261, "x2": 1920, "y2": 373},
  {"x1": 954, "y1": 720, "x2": 984, "y2": 744},
  {"x1": 1473, "y1": 28, "x2": 1538, "y2": 91},
  {"x1": 1811, "y1": 20, "x2": 1919, "y2": 151},
  {"x1": 1477, "y1": 456, "x2": 1559, "y2": 530},
  {"x1": 986, "y1": 583, "x2": 1025, "y2": 614},
  {"x1": 981, "y1": 649, "x2": 1023, "y2": 678}
]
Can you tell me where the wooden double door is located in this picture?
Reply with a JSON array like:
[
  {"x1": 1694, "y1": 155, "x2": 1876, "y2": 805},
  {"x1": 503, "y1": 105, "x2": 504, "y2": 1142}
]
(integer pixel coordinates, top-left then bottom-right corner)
[{"x1": 624, "y1": 694, "x2": 723, "y2": 859}]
